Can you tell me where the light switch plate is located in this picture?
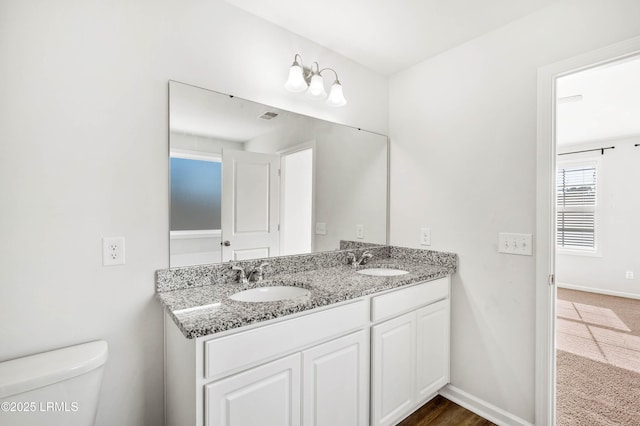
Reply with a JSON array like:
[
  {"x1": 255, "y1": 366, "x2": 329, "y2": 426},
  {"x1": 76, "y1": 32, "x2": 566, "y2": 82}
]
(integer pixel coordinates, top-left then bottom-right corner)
[
  {"x1": 356, "y1": 224, "x2": 364, "y2": 239},
  {"x1": 498, "y1": 233, "x2": 533, "y2": 256},
  {"x1": 315, "y1": 223, "x2": 327, "y2": 235}
]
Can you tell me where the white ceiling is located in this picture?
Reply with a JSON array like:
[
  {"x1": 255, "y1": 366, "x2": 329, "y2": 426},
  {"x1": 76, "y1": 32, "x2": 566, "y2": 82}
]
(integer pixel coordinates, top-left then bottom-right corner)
[
  {"x1": 182, "y1": 3, "x2": 640, "y2": 146},
  {"x1": 556, "y1": 56, "x2": 640, "y2": 145},
  {"x1": 224, "y1": 0, "x2": 558, "y2": 75}
]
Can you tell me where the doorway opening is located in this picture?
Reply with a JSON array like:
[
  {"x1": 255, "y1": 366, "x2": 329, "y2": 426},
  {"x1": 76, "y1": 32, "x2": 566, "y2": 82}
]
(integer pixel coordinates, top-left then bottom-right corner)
[
  {"x1": 279, "y1": 143, "x2": 315, "y2": 256},
  {"x1": 554, "y1": 56, "x2": 640, "y2": 425},
  {"x1": 536, "y1": 36, "x2": 640, "y2": 425}
]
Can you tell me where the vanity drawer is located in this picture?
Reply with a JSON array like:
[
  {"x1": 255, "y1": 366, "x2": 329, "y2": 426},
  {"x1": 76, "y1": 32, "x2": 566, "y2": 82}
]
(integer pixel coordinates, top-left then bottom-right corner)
[
  {"x1": 203, "y1": 300, "x2": 367, "y2": 380},
  {"x1": 371, "y1": 277, "x2": 449, "y2": 323}
]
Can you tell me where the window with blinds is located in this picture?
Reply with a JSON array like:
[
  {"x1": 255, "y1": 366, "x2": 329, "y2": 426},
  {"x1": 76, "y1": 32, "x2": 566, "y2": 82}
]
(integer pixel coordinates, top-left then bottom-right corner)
[{"x1": 556, "y1": 162, "x2": 598, "y2": 251}]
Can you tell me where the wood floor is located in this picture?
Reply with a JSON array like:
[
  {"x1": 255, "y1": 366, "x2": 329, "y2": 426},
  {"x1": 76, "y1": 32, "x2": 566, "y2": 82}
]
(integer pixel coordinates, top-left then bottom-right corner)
[{"x1": 398, "y1": 395, "x2": 495, "y2": 426}]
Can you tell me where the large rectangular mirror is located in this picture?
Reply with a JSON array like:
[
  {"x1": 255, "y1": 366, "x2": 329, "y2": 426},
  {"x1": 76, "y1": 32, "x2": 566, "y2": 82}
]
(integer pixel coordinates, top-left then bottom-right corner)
[{"x1": 169, "y1": 81, "x2": 389, "y2": 267}]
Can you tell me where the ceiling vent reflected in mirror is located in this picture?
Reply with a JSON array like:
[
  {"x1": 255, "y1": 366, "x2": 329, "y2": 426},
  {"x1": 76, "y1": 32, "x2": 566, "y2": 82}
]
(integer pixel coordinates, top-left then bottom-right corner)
[{"x1": 258, "y1": 111, "x2": 279, "y2": 120}]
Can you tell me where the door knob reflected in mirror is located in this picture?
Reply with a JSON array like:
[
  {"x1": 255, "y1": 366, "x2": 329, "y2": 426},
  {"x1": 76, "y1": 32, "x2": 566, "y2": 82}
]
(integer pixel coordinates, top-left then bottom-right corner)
[{"x1": 221, "y1": 240, "x2": 231, "y2": 246}]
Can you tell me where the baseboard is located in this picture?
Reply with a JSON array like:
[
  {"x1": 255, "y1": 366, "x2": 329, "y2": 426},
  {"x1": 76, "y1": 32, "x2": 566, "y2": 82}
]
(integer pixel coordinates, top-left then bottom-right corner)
[
  {"x1": 558, "y1": 282, "x2": 640, "y2": 300},
  {"x1": 438, "y1": 385, "x2": 533, "y2": 426}
]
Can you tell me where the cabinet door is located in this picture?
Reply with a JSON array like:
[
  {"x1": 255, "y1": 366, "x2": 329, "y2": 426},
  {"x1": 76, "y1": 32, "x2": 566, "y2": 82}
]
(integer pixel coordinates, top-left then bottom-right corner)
[
  {"x1": 302, "y1": 331, "x2": 368, "y2": 426},
  {"x1": 371, "y1": 312, "x2": 416, "y2": 426},
  {"x1": 204, "y1": 353, "x2": 301, "y2": 426},
  {"x1": 416, "y1": 299, "x2": 450, "y2": 403}
]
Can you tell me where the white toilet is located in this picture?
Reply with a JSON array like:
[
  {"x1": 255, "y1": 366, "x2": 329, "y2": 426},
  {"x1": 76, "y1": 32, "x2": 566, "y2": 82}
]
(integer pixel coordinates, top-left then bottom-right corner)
[{"x1": 0, "y1": 340, "x2": 108, "y2": 426}]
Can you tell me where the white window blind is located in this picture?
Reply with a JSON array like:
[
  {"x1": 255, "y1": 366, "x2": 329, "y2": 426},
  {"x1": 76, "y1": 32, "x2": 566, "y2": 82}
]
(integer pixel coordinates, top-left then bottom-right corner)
[{"x1": 556, "y1": 163, "x2": 597, "y2": 250}]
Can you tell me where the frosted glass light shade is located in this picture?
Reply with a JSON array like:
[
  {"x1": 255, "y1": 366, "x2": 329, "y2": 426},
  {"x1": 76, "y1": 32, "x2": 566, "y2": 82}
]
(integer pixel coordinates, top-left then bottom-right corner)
[
  {"x1": 307, "y1": 74, "x2": 327, "y2": 99},
  {"x1": 326, "y1": 82, "x2": 347, "y2": 107},
  {"x1": 285, "y1": 64, "x2": 308, "y2": 93}
]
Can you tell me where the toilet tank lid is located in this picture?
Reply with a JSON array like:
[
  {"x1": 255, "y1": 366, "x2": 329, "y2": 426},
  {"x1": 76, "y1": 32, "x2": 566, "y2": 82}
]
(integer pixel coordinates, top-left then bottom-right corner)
[{"x1": 0, "y1": 340, "x2": 108, "y2": 399}]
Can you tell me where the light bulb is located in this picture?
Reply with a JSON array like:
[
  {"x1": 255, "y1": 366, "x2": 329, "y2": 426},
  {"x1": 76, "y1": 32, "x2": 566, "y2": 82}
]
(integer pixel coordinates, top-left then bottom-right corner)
[
  {"x1": 285, "y1": 63, "x2": 308, "y2": 93},
  {"x1": 326, "y1": 81, "x2": 347, "y2": 107},
  {"x1": 307, "y1": 73, "x2": 327, "y2": 99}
]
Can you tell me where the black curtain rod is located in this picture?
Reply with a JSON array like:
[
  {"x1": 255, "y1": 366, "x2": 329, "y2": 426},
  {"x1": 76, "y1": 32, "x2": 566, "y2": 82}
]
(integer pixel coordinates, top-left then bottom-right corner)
[{"x1": 558, "y1": 146, "x2": 615, "y2": 156}]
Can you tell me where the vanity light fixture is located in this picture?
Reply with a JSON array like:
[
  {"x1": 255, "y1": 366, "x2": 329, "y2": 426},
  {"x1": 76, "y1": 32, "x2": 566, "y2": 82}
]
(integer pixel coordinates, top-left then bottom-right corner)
[{"x1": 284, "y1": 54, "x2": 347, "y2": 107}]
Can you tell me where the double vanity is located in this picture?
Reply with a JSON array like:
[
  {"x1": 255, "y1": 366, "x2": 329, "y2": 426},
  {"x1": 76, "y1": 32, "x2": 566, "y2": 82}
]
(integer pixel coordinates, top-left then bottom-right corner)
[
  {"x1": 156, "y1": 245, "x2": 457, "y2": 426},
  {"x1": 162, "y1": 80, "x2": 456, "y2": 426}
]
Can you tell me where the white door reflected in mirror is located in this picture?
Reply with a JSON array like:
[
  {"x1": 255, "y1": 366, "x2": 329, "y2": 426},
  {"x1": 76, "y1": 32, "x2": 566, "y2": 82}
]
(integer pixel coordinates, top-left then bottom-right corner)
[{"x1": 221, "y1": 149, "x2": 280, "y2": 262}]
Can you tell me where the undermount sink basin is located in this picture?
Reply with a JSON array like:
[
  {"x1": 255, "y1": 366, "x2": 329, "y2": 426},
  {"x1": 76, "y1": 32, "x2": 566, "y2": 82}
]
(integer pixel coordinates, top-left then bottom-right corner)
[
  {"x1": 356, "y1": 268, "x2": 409, "y2": 277},
  {"x1": 229, "y1": 286, "x2": 310, "y2": 303}
]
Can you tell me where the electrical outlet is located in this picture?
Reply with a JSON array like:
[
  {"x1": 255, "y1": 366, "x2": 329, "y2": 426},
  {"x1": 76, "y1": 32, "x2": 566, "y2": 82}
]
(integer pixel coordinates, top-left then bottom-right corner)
[
  {"x1": 356, "y1": 224, "x2": 364, "y2": 239},
  {"x1": 315, "y1": 223, "x2": 327, "y2": 235},
  {"x1": 420, "y1": 228, "x2": 431, "y2": 246},
  {"x1": 498, "y1": 232, "x2": 533, "y2": 256},
  {"x1": 103, "y1": 237, "x2": 125, "y2": 266},
  {"x1": 626, "y1": 271, "x2": 634, "y2": 279}
]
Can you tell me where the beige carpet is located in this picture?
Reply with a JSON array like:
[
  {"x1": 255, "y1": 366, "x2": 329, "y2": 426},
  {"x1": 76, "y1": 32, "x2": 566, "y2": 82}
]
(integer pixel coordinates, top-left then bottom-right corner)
[{"x1": 556, "y1": 288, "x2": 640, "y2": 425}]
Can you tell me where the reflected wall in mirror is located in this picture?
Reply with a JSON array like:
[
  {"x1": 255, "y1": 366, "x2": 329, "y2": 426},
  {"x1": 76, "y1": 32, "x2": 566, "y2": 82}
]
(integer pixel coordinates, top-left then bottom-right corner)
[{"x1": 169, "y1": 81, "x2": 389, "y2": 267}]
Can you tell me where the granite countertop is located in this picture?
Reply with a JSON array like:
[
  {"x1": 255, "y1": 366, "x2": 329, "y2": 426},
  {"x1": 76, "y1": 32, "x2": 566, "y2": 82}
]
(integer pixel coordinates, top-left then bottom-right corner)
[{"x1": 157, "y1": 256, "x2": 453, "y2": 339}]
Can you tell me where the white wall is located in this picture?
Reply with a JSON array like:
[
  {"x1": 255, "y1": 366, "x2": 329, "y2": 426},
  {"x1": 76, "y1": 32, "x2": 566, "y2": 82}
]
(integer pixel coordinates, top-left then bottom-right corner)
[
  {"x1": 389, "y1": 0, "x2": 640, "y2": 422},
  {"x1": 313, "y1": 126, "x2": 388, "y2": 251},
  {"x1": 557, "y1": 137, "x2": 640, "y2": 297},
  {"x1": 0, "y1": 1, "x2": 387, "y2": 425}
]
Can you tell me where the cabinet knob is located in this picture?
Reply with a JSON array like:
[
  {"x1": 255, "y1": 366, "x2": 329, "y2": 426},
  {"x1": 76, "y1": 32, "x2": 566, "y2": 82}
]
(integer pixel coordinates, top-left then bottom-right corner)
[{"x1": 221, "y1": 240, "x2": 231, "y2": 246}]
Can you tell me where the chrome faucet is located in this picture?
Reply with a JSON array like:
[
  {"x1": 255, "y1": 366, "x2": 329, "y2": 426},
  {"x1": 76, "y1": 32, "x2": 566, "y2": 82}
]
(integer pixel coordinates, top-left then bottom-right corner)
[
  {"x1": 231, "y1": 264, "x2": 248, "y2": 284},
  {"x1": 357, "y1": 250, "x2": 373, "y2": 265},
  {"x1": 347, "y1": 251, "x2": 373, "y2": 267},
  {"x1": 248, "y1": 262, "x2": 269, "y2": 282}
]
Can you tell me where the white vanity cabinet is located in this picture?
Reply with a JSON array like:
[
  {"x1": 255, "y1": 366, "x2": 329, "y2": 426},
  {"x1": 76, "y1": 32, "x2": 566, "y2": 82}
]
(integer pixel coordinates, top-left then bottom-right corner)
[
  {"x1": 371, "y1": 277, "x2": 450, "y2": 426},
  {"x1": 302, "y1": 330, "x2": 369, "y2": 426},
  {"x1": 164, "y1": 275, "x2": 450, "y2": 426},
  {"x1": 205, "y1": 353, "x2": 302, "y2": 426},
  {"x1": 371, "y1": 311, "x2": 416, "y2": 425},
  {"x1": 202, "y1": 330, "x2": 369, "y2": 426},
  {"x1": 415, "y1": 300, "x2": 450, "y2": 400},
  {"x1": 165, "y1": 299, "x2": 369, "y2": 426}
]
